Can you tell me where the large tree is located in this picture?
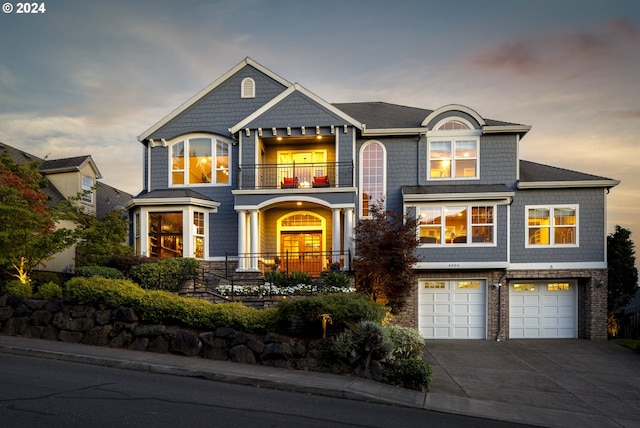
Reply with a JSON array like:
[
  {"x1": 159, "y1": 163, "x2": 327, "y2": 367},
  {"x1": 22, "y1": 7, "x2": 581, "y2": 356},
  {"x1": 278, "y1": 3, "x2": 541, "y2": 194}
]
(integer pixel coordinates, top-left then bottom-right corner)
[
  {"x1": 353, "y1": 202, "x2": 420, "y2": 314},
  {"x1": 0, "y1": 153, "x2": 76, "y2": 282},
  {"x1": 607, "y1": 225, "x2": 638, "y2": 314}
]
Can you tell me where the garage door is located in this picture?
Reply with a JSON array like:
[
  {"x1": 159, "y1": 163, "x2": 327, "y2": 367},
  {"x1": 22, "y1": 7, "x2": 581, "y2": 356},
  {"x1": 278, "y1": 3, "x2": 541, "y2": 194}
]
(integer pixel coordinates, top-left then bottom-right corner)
[
  {"x1": 418, "y1": 280, "x2": 486, "y2": 339},
  {"x1": 509, "y1": 281, "x2": 577, "y2": 338}
]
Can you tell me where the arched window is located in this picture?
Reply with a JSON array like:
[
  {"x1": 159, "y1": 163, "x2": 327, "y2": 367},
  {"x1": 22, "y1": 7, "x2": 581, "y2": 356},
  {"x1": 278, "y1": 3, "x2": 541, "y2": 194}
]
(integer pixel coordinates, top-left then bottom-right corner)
[
  {"x1": 428, "y1": 117, "x2": 480, "y2": 180},
  {"x1": 170, "y1": 135, "x2": 230, "y2": 186},
  {"x1": 241, "y1": 77, "x2": 255, "y2": 98},
  {"x1": 359, "y1": 141, "x2": 386, "y2": 217}
]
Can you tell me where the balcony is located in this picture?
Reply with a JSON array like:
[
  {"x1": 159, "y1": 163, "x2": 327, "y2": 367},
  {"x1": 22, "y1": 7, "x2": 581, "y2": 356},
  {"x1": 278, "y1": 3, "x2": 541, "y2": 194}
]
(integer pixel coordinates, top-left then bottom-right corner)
[{"x1": 236, "y1": 161, "x2": 354, "y2": 190}]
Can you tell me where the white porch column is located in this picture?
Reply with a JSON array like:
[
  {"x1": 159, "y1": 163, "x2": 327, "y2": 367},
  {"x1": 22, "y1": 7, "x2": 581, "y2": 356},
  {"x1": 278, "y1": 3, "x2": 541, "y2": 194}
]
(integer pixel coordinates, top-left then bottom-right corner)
[
  {"x1": 249, "y1": 210, "x2": 259, "y2": 271},
  {"x1": 332, "y1": 208, "x2": 341, "y2": 264},
  {"x1": 237, "y1": 210, "x2": 247, "y2": 271},
  {"x1": 343, "y1": 208, "x2": 353, "y2": 270}
]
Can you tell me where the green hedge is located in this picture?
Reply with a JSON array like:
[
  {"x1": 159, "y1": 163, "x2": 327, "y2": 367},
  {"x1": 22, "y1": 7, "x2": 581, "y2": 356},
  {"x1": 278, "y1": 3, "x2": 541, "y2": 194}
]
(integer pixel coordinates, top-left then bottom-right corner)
[
  {"x1": 63, "y1": 276, "x2": 275, "y2": 332},
  {"x1": 75, "y1": 265, "x2": 125, "y2": 279},
  {"x1": 129, "y1": 258, "x2": 199, "y2": 291}
]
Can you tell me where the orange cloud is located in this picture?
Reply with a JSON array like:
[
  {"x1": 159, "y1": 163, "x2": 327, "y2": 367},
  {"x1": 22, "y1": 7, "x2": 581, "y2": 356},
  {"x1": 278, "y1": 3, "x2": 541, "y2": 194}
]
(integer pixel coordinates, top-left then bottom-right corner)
[{"x1": 470, "y1": 19, "x2": 638, "y2": 76}]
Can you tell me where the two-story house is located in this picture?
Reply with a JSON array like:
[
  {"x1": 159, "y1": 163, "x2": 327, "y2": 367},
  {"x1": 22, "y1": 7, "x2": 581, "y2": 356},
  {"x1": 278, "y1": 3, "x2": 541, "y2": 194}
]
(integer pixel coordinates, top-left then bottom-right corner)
[
  {"x1": 0, "y1": 142, "x2": 133, "y2": 273},
  {"x1": 130, "y1": 58, "x2": 618, "y2": 340}
]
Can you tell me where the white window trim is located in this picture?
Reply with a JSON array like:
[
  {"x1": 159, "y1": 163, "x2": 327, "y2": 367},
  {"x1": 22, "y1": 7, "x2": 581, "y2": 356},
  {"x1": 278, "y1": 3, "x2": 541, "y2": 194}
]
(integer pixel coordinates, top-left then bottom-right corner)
[
  {"x1": 81, "y1": 175, "x2": 94, "y2": 204},
  {"x1": 416, "y1": 204, "x2": 497, "y2": 247},
  {"x1": 427, "y1": 117, "x2": 481, "y2": 181},
  {"x1": 358, "y1": 140, "x2": 387, "y2": 219},
  {"x1": 241, "y1": 77, "x2": 255, "y2": 98},
  {"x1": 168, "y1": 133, "x2": 231, "y2": 188},
  {"x1": 134, "y1": 205, "x2": 210, "y2": 259},
  {"x1": 525, "y1": 204, "x2": 579, "y2": 248}
]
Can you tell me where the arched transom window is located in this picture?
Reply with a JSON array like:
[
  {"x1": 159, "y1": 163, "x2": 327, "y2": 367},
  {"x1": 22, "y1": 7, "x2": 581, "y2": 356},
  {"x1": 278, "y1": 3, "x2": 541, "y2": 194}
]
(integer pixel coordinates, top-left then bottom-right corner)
[
  {"x1": 359, "y1": 141, "x2": 386, "y2": 217},
  {"x1": 428, "y1": 117, "x2": 480, "y2": 180}
]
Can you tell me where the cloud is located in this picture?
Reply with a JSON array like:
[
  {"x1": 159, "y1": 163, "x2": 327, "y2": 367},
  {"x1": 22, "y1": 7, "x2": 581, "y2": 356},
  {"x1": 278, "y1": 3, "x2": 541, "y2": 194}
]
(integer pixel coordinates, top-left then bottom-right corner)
[{"x1": 470, "y1": 19, "x2": 638, "y2": 76}]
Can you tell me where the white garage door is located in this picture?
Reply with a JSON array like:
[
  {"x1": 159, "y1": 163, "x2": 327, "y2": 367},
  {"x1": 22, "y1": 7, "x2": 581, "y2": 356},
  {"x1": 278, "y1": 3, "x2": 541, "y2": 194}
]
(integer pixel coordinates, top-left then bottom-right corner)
[
  {"x1": 509, "y1": 281, "x2": 577, "y2": 338},
  {"x1": 418, "y1": 280, "x2": 486, "y2": 339}
]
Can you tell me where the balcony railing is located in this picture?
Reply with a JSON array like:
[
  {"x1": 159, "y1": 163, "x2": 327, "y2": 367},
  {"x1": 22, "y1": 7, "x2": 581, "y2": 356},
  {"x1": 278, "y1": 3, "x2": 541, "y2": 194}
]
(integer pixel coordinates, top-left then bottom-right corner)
[{"x1": 236, "y1": 161, "x2": 353, "y2": 190}]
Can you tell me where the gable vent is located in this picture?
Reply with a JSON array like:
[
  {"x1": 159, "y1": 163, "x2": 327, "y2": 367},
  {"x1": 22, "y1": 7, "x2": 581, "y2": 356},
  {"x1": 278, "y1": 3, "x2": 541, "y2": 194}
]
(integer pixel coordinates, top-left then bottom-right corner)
[{"x1": 241, "y1": 77, "x2": 255, "y2": 98}]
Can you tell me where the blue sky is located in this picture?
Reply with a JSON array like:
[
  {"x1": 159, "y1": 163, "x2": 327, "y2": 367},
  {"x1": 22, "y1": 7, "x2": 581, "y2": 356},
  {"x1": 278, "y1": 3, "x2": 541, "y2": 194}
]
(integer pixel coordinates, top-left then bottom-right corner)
[{"x1": 1, "y1": 0, "x2": 639, "y2": 243}]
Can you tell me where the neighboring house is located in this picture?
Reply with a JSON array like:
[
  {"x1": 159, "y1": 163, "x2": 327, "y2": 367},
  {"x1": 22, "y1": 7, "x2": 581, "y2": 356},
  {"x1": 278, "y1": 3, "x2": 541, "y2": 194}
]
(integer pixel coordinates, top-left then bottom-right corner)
[
  {"x1": 0, "y1": 142, "x2": 133, "y2": 273},
  {"x1": 129, "y1": 58, "x2": 618, "y2": 340}
]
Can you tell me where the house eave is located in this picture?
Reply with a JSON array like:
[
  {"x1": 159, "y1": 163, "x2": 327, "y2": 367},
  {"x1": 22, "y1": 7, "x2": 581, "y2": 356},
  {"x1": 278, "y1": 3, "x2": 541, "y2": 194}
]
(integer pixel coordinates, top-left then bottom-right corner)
[
  {"x1": 230, "y1": 83, "x2": 363, "y2": 134},
  {"x1": 403, "y1": 192, "x2": 514, "y2": 203},
  {"x1": 126, "y1": 197, "x2": 220, "y2": 210},
  {"x1": 138, "y1": 57, "x2": 293, "y2": 142},
  {"x1": 482, "y1": 125, "x2": 532, "y2": 134},
  {"x1": 518, "y1": 180, "x2": 620, "y2": 189},
  {"x1": 361, "y1": 127, "x2": 425, "y2": 136}
]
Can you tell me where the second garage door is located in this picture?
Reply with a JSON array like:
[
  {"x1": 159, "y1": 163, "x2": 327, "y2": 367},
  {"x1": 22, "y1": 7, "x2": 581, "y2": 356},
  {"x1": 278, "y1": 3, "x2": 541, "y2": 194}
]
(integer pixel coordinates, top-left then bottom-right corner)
[
  {"x1": 509, "y1": 281, "x2": 577, "y2": 338},
  {"x1": 418, "y1": 279, "x2": 486, "y2": 339}
]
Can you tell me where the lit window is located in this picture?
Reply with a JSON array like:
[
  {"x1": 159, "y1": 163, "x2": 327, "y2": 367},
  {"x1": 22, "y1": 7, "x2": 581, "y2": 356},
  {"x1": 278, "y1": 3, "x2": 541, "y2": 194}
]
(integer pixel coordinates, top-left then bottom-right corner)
[
  {"x1": 548, "y1": 283, "x2": 570, "y2": 291},
  {"x1": 171, "y1": 136, "x2": 230, "y2": 186},
  {"x1": 360, "y1": 141, "x2": 386, "y2": 217},
  {"x1": 513, "y1": 283, "x2": 535, "y2": 292},
  {"x1": 527, "y1": 206, "x2": 577, "y2": 246},
  {"x1": 418, "y1": 205, "x2": 494, "y2": 245},
  {"x1": 458, "y1": 281, "x2": 480, "y2": 289},
  {"x1": 193, "y1": 212, "x2": 205, "y2": 259},
  {"x1": 149, "y1": 212, "x2": 183, "y2": 258},
  {"x1": 424, "y1": 281, "x2": 446, "y2": 289},
  {"x1": 81, "y1": 176, "x2": 94, "y2": 203},
  {"x1": 428, "y1": 118, "x2": 479, "y2": 179}
]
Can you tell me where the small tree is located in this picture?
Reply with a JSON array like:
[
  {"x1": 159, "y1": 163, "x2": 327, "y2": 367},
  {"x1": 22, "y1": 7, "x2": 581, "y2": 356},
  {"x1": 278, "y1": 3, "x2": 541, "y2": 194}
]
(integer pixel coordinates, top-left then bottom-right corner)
[
  {"x1": 607, "y1": 225, "x2": 638, "y2": 315},
  {"x1": 76, "y1": 210, "x2": 132, "y2": 267},
  {"x1": 0, "y1": 153, "x2": 77, "y2": 282},
  {"x1": 353, "y1": 202, "x2": 419, "y2": 314}
]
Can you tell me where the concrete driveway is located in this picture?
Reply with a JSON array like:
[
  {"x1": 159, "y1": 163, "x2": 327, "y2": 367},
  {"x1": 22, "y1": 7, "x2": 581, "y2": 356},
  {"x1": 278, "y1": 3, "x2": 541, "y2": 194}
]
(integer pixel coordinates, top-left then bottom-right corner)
[{"x1": 423, "y1": 339, "x2": 640, "y2": 427}]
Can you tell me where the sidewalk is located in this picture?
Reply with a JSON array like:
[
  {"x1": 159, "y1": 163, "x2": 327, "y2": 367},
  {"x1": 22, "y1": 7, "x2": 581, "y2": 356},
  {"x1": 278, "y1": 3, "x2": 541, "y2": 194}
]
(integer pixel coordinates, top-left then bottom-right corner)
[{"x1": 1, "y1": 335, "x2": 638, "y2": 428}]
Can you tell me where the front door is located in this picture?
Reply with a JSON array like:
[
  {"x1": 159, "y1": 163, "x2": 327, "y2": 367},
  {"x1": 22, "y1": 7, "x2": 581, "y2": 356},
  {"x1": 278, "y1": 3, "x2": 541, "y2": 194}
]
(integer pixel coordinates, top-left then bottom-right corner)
[{"x1": 280, "y1": 232, "x2": 323, "y2": 275}]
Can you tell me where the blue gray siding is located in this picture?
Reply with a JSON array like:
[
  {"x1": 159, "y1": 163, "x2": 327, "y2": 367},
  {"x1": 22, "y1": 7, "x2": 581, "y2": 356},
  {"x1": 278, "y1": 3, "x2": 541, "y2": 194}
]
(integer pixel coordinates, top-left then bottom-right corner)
[{"x1": 510, "y1": 188, "x2": 606, "y2": 263}]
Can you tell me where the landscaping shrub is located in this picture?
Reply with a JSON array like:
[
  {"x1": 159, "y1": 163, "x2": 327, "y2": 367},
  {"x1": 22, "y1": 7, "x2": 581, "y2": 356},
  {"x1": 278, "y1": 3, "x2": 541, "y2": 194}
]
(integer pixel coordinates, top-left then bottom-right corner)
[
  {"x1": 384, "y1": 324, "x2": 425, "y2": 361},
  {"x1": 64, "y1": 276, "x2": 145, "y2": 309},
  {"x1": 276, "y1": 293, "x2": 388, "y2": 337},
  {"x1": 75, "y1": 265, "x2": 124, "y2": 279},
  {"x1": 1, "y1": 280, "x2": 32, "y2": 297},
  {"x1": 129, "y1": 258, "x2": 199, "y2": 291},
  {"x1": 30, "y1": 271, "x2": 62, "y2": 287},
  {"x1": 385, "y1": 357, "x2": 433, "y2": 391},
  {"x1": 33, "y1": 281, "x2": 63, "y2": 300},
  {"x1": 319, "y1": 270, "x2": 352, "y2": 291}
]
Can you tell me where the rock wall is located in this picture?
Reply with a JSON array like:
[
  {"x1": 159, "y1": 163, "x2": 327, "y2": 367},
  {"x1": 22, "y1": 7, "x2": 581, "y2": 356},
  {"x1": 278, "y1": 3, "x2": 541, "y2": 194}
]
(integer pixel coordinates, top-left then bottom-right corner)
[{"x1": 0, "y1": 294, "x2": 341, "y2": 373}]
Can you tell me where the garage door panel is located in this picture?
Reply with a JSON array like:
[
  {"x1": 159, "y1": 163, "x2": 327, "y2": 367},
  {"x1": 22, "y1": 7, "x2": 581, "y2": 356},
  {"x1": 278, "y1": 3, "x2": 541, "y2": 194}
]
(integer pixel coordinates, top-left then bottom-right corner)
[
  {"x1": 419, "y1": 279, "x2": 486, "y2": 339},
  {"x1": 510, "y1": 282, "x2": 577, "y2": 339}
]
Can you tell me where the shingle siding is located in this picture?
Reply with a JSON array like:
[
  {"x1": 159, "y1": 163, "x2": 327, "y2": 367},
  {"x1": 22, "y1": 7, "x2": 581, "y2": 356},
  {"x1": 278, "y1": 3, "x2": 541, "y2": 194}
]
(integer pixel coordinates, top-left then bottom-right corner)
[
  {"x1": 149, "y1": 67, "x2": 288, "y2": 141},
  {"x1": 510, "y1": 188, "x2": 606, "y2": 264}
]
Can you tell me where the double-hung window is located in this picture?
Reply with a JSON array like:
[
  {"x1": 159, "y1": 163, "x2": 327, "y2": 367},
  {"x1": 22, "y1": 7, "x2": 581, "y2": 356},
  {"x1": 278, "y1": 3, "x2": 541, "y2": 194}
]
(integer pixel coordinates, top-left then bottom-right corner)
[
  {"x1": 427, "y1": 119, "x2": 479, "y2": 180},
  {"x1": 81, "y1": 176, "x2": 94, "y2": 203},
  {"x1": 527, "y1": 205, "x2": 577, "y2": 246},
  {"x1": 171, "y1": 135, "x2": 230, "y2": 186},
  {"x1": 418, "y1": 205, "x2": 495, "y2": 245}
]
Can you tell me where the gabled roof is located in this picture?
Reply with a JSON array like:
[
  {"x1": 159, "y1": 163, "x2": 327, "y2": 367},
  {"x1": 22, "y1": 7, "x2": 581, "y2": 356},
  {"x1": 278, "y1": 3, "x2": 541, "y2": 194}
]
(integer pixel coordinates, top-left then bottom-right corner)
[
  {"x1": 40, "y1": 155, "x2": 102, "y2": 179},
  {"x1": 230, "y1": 83, "x2": 363, "y2": 134},
  {"x1": 138, "y1": 57, "x2": 293, "y2": 141},
  {"x1": 519, "y1": 160, "x2": 619, "y2": 189}
]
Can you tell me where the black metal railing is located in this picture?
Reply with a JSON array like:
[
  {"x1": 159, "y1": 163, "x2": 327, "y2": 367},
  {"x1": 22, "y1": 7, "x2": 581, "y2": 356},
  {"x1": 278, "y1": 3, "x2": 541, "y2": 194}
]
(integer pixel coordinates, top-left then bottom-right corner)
[
  {"x1": 236, "y1": 161, "x2": 353, "y2": 190},
  {"x1": 228, "y1": 250, "x2": 350, "y2": 277}
]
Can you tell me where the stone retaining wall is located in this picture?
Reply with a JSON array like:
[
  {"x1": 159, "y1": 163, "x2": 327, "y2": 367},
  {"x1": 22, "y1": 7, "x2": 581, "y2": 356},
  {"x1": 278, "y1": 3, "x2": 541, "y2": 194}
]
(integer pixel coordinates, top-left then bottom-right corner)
[{"x1": 0, "y1": 294, "x2": 340, "y2": 373}]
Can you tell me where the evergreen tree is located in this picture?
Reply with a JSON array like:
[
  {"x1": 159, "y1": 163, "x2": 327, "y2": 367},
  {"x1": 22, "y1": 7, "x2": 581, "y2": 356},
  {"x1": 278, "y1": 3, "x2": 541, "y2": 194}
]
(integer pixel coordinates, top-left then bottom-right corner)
[{"x1": 607, "y1": 225, "x2": 638, "y2": 314}]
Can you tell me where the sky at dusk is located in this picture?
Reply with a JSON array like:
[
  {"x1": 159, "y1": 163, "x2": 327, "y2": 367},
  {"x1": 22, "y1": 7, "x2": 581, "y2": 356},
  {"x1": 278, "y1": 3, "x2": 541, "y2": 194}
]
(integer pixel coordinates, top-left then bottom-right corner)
[{"x1": 1, "y1": 0, "x2": 639, "y2": 248}]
